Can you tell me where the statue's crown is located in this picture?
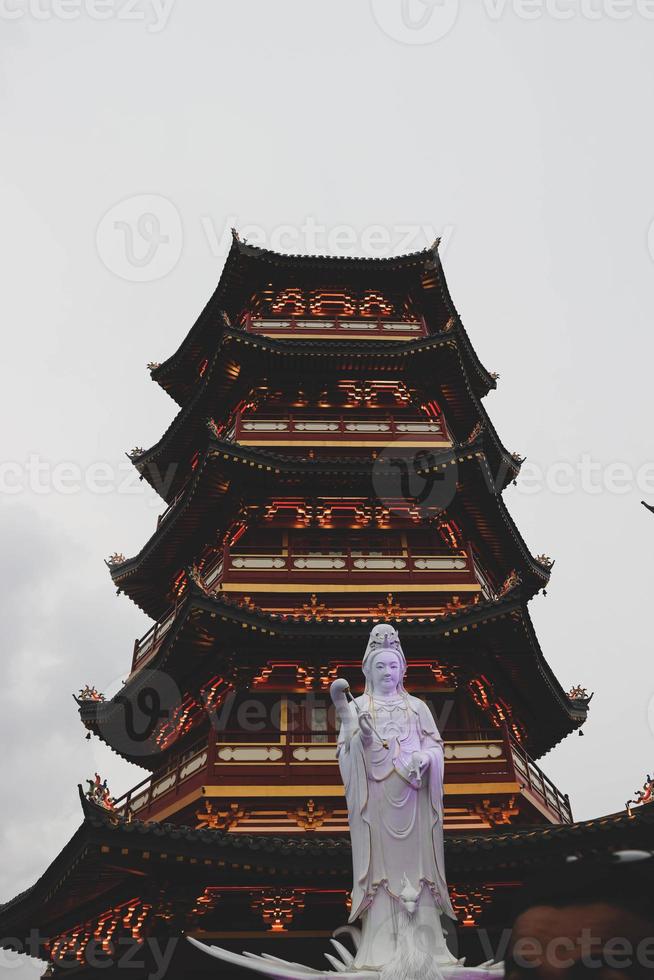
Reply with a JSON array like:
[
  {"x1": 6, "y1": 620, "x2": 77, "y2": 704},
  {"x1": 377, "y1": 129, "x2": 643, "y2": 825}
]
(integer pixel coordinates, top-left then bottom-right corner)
[{"x1": 368, "y1": 624, "x2": 401, "y2": 650}]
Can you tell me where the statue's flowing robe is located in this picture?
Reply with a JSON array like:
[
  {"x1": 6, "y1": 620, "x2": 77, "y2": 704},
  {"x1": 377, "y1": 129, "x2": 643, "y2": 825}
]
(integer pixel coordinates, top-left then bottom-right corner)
[{"x1": 337, "y1": 692, "x2": 454, "y2": 927}]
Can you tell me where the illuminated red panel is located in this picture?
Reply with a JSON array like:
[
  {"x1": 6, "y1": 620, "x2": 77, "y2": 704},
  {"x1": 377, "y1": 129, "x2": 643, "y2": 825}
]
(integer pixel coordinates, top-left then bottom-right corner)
[
  {"x1": 271, "y1": 287, "x2": 306, "y2": 317},
  {"x1": 359, "y1": 290, "x2": 394, "y2": 318},
  {"x1": 309, "y1": 290, "x2": 357, "y2": 318}
]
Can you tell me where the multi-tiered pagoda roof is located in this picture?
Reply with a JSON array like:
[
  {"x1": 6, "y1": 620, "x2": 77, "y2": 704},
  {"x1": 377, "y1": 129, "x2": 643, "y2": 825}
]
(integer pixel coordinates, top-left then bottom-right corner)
[{"x1": 1, "y1": 234, "x2": 609, "y2": 978}]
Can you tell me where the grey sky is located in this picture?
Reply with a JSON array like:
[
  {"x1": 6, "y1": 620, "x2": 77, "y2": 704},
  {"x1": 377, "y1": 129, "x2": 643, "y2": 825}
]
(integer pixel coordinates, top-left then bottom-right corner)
[{"x1": 2, "y1": 2, "x2": 654, "y2": 974}]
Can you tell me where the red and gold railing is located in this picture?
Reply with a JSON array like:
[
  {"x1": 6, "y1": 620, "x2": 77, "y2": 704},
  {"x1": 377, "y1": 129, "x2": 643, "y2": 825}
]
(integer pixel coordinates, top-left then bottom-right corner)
[
  {"x1": 112, "y1": 725, "x2": 572, "y2": 827},
  {"x1": 243, "y1": 313, "x2": 427, "y2": 342}
]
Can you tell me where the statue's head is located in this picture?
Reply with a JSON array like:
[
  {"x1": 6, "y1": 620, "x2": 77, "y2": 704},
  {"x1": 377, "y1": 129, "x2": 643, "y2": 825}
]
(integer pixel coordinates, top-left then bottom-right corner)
[{"x1": 362, "y1": 624, "x2": 407, "y2": 697}]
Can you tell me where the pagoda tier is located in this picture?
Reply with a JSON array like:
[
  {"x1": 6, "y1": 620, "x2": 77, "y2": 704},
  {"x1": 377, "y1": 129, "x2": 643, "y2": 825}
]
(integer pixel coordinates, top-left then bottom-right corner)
[
  {"x1": 77, "y1": 586, "x2": 586, "y2": 836},
  {"x1": 2, "y1": 797, "x2": 650, "y2": 979},
  {"x1": 150, "y1": 235, "x2": 494, "y2": 408},
  {"x1": 132, "y1": 329, "x2": 514, "y2": 506},
  {"x1": 110, "y1": 436, "x2": 545, "y2": 621}
]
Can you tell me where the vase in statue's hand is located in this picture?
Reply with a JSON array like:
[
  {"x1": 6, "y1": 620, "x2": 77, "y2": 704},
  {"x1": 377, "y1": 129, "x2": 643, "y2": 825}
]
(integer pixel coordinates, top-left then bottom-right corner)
[{"x1": 330, "y1": 677, "x2": 350, "y2": 703}]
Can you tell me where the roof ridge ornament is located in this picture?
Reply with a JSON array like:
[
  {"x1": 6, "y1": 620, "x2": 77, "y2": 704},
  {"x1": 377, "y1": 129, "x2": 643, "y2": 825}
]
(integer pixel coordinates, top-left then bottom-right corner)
[
  {"x1": 568, "y1": 684, "x2": 593, "y2": 703},
  {"x1": 84, "y1": 773, "x2": 117, "y2": 814},
  {"x1": 498, "y1": 569, "x2": 521, "y2": 597},
  {"x1": 105, "y1": 552, "x2": 126, "y2": 566},
  {"x1": 76, "y1": 685, "x2": 105, "y2": 703},
  {"x1": 626, "y1": 773, "x2": 654, "y2": 816}
]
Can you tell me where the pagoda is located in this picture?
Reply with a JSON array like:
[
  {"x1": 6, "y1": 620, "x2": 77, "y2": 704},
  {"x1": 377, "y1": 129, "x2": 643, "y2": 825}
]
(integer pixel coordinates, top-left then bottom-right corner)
[{"x1": 4, "y1": 232, "x2": 635, "y2": 979}]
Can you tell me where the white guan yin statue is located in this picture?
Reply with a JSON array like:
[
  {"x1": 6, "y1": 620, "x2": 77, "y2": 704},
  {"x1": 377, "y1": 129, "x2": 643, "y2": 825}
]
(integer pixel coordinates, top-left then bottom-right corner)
[
  {"x1": 330, "y1": 623, "x2": 455, "y2": 974},
  {"x1": 188, "y1": 625, "x2": 501, "y2": 980}
]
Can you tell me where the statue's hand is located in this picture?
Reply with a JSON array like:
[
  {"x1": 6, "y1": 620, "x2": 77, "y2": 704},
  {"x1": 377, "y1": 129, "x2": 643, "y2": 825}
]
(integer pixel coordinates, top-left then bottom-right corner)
[
  {"x1": 412, "y1": 751, "x2": 431, "y2": 774},
  {"x1": 358, "y1": 711, "x2": 375, "y2": 740},
  {"x1": 330, "y1": 678, "x2": 350, "y2": 705}
]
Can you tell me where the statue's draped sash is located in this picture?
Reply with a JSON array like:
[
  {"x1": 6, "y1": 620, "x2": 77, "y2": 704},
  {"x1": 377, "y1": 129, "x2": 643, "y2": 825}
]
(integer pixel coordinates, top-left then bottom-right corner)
[{"x1": 336, "y1": 693, "x2": 454, "y2": 922}]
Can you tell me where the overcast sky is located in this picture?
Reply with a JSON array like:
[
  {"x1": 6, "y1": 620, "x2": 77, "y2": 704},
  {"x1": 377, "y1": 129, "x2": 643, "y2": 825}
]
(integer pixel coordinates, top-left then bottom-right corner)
[{"x1": 2, "y1": 2, "x2": 654, "y2": 975}]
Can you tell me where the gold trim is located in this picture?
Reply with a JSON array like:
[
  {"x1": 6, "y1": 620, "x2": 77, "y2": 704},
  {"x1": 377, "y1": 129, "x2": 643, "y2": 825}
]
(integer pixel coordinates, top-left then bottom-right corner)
[
  {"x1": 256, "y1": 333, "x2": 420, "y2": 342},
  {"x1": 445, "y1": 782, "x2": 521, "y2": 794},
  {"x1": 445, "y1": 759, "x2": 506, "y2": 765},
  {"x1": 238, "y1": 440, "x2": 451, "y2": 448},
  {"x1": 199, "y1": 782, "x2": 521, "y2": 797},
  {"x1": 192, "y1": 931, "x2": 336, "y2": 940},
  {"x1": 148, "y1": 788, "x2": 204, "y2": 821},
  {"x1": 280, "y1": 697, "x2": 288, "y2": 745},
  {"x1": 219, "y1": 583, "x2": 482, "y2": 594},
  {"x1": 202, "y1": 785, "x2": 346, "y2": 798},
  {"x1": 446, "y1": 739, "x2": 504, "y2": 744}
]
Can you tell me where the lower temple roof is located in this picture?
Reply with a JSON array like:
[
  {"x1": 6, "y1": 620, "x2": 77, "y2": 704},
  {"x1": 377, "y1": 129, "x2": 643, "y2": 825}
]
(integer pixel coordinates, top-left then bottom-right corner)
[{"x1": 2, "y1": 792, "x2": 652, "y2": 957}]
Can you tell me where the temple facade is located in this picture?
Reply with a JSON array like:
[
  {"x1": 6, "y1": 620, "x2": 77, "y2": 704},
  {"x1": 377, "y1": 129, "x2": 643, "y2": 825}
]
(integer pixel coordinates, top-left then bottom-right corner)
[{"x1": 4, "y1": 234, "x2": 631, "y2": 978}]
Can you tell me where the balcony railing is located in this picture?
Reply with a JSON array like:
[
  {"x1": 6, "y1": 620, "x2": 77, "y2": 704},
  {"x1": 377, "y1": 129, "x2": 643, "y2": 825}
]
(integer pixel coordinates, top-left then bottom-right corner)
[
  {"x1": 112, "y1": 725, "x2": 572, "y2": 826},
  {"x1": 510, "y1": 737, "x2": 573, "y2": 824},
  {"x1": 243, "y1": 315, "x2": 427, "y2": 342},
  {"x1": 201, "y1": 545, "x2": 480, "y2": 593},
  {"x1": 233, "y1": 413, "x2": 449, "y2": 446},
  {"x1": 131, "y1": 602, "x2": 179, "y2": 671},
  {"x1": 156, "y1": 486, "x2": 188, "y2": 529}
]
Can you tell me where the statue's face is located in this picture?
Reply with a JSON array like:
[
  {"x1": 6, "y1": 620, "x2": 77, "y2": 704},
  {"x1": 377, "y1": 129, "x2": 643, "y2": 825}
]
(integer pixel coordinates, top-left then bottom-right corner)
[{"x1": 369, "y1": 652, "x2": 402, "y2": 696}]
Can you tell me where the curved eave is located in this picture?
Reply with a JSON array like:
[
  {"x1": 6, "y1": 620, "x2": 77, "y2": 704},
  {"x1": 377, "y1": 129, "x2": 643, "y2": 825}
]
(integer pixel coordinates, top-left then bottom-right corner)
[
  {"x1": 151, "y1": 237, "x2": 494, "y2": 407},
  {"x1": 135, "y1": 327, "x2": 520, "y2": 504},
  {"x1": 3, "y1": 800, "x2": 652, "y2": 955},
  {"x1": 420, "y1": 443, "x2": 550, "y2": 596},
  {"x1": 151, "y1": 234, "x2": 444, "y2": 404},
  {"x1": 111, "y1": 439, "x2": 471, "y2": 618},
  {"x1": 82, "y1": 585, "x2": 576, "y2": 767},
  {"x1": 437, "y1": 598, "x2": 589, "y2": 757},
  {"x1": 427, "y1": 244, "x2": 497, "y2": 397},
  {"x1": 109, "y1": 438, "x2": 541, "y2": 621}
]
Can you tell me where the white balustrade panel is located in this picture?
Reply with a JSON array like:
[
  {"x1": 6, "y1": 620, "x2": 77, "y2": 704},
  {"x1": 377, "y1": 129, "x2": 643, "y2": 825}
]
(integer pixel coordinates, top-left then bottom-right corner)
[
  {"x1": 129, "y1": 792, "x2": 150, "y2": 813},
  {"x1": 250, "y1": 319, "x2": 421, "y2": 333},
  {"x1": 231, "y1": 557, "x2": 286, "y2": 570},
  {"x1": 292, "y1": 745, "x2": 338, "y2": 762},
  {"x1": 151, "y1": 773, "x2": 177, "y2": 799},
  {"x1": 444, "y1": 742, "x2": 504, "y2": 761},
  {"x1": 395, "y1": 422, "x2": 441, "y2": 432},
  {"x1": 413, "y1": 557, "x2": 468, "y2": 570},
  {"x1": 203, "y1": 562, "x2": 223, "y2": 587},
  {"x1": 217, "y1": 745, "x2": 284, "y2": 762},
  {"x1": 293, "y1": 557, "x2": 347, "y2": 570},
  {"x1": 353, "y1": 558, "x2": 407, "y2": 570},
  {"x1": 180, "y1": 752, "x2": 208, "y2": 780},
  {"x1": 294, "y1": 422, "x2": 339, "y2": 432},
  {"x1": 242, "y1": 421, "x2": 289, "y2": 431},
  {"x1": 345, "y1": 422, "x2": 390, "y2": 432}
]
